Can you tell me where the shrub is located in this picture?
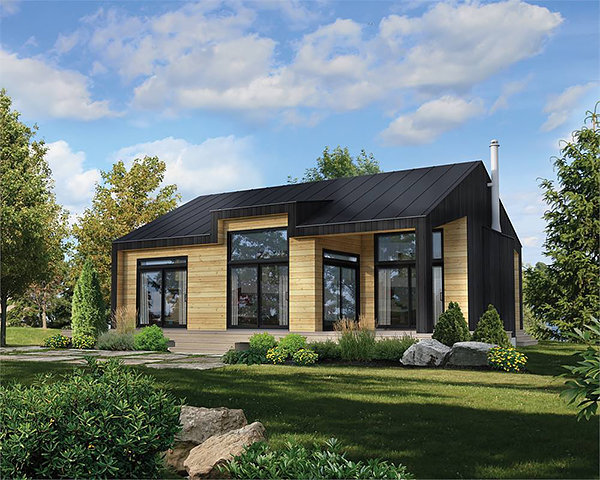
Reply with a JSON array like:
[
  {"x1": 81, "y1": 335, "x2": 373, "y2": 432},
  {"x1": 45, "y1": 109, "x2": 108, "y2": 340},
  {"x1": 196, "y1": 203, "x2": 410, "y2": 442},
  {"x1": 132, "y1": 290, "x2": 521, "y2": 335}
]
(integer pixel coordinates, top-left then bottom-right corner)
[
  {"x1": 134, "y1": 325, "x2": 169, "y2": 352},
  {"x1": 249, "y1": 332, "x2": 277, "y2": 356},
  {"x1": 432, "y1": 302, "x2": 470, "y2": 346},
  {"x1": 236, "y1": 348, "x2": 266, "y2": 365},
  {"x1": 266, "y1": 346, "x2": 288, "y2": 364},
  {"x1": 373, "y1": 336, "x2": 418, "y2": 362},
  {"x1": 278, "y1": 333, "x2": 307, "y2": 355},
  {"x1": 71, "y1": 260, "x2": 107, "y2": 339},
  {"x1": 292, "y1": 349, "x2": 319, "y2": 366},
  {"x1": 308, "y1": 340, "x2": 341, "y2": 360},
  {"x1": 472, "y1": 304, "x2": 510, "y2": 347},
  {"x1": 219, "y1": 438, "x2": 413, "y2": 479},
  {"x1": 72, "y1": 333, "x2": 96, "y2": 349},
  {"x1": 97, "y1": 330, "x2": 135, "y2": 351},
  {"x1": 222, "y1": 348, "x2": 240, "y2": 365},
  {"x1": 335, "y1": 318, "x2": 376, "y2": 361},
  {"x1": 0, "y1": 357, "x2": 181, "y2": 479},
  {"x1": 488, "y1": 346, "x2": 527, "y2": 373},
  {"x1": 42, "y1": 333, "x2": 70, "y2": 349},
  {"x1": 111, "y1": 306, "x2": 135, "y2": 334}
]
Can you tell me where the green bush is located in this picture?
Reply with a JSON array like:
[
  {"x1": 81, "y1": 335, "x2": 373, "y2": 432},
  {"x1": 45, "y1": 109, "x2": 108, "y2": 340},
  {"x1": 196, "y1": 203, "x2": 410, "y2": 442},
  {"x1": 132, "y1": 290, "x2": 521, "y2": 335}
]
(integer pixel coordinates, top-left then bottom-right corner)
[
  {"x1": 72, "y1": 333, "x2": 96, "y2": 349},
  {"x1": 42, "y1": 333, "x2": 70, "y2": 349},
  {"x1": 222, "y1": 348, "x2": 240, "y2": 365},
  {"x1": 488, "y1": 346, "x2": 527, "y2": 373},
  {"x1": 308, "y1": 340, "x2": 341, "y2": 360},
  {"x1": 432, "y1": 302, "x2": 471, "y2": 346},
  {"x1": 335, "y1": 319, "x2": 376, "y2": 361},
  {"x1": 292, "y1": 349, "x2": 319, "y2": 366},
  {"x1": 249, "y1": 333, "x2": 277, "y2": 355},
  {"x1": 266, "y1": 346, "x2": 288, "y2": 364},
  {"x1": 71, "y1": 260, "x2": 107, "y2": 339},
  {"x1": 236, "y1": 348, "x2": 266, "y2": 365},
  {"x1": 472, "y1": 304, "x2": 510, "y2": 347},
  {"x1": 97, "y1": 331, "x2": 135, "y2": 351},
  {"x1": 373, "y1": 336, "x2": 418, "y2": 362},
  {"x1": 219, "y1": 438, "x2": 413, "y2": 479},
  {"x1": 278, "y1": 333, "x2": 307, "y2": 355},
  {"x1": 134, "y1": 325, "x2": 169, "y2": 352},
  {"x1": 0, "y1": 358, "x2": 181, "y2": 479}
]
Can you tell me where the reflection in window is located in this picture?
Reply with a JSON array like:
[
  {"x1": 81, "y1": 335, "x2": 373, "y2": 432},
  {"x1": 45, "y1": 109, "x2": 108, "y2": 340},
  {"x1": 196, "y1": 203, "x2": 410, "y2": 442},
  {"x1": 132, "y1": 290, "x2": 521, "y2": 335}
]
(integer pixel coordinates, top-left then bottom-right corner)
[
  {"x1": 230, "y1": 229, "x2": 288, "y2": 261},
  {"x1": 433, "y1": 231, "x2": 443, "y2": 260},
  {"x1": 230, "y1": 267, "x2": 258, "y2": 327},
  {"x1": 323, "y1": 251, "x2": 358, "y2": 330},
  {"x1": 139, "y1": 271, "x2": 162, "y2": 326},
  {"x1": 377, "y1": 233, "x2": 416, "y2": 261},
  {"x1": 260, "y1": 265, "x2": 289, "y2": 326},
  {"x1": 377, "y1": 267, "x2": 416, "y2": 328}
]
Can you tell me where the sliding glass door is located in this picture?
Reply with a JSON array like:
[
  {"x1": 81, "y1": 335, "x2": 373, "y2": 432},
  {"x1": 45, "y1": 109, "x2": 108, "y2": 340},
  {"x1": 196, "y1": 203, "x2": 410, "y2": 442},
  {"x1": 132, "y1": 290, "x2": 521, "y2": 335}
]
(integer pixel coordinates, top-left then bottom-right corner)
[{"x1": 323, "y1": 251, "x2": 359, "y2": 330}]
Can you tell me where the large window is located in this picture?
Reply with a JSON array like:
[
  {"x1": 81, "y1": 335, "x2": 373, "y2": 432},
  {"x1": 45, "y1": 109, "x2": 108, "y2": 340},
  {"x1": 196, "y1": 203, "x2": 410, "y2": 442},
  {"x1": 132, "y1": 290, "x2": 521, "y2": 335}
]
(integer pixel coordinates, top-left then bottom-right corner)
[
  {"x1": 432, "y1": 230, "x2": 444, "y2": 325},
  {"x1": 229, "y1": 229, "x2": 289, "y2": 328},
  {"x1": 323, "y1": 250, "x2": 359, "y2": 331},
  {"x1": 138, "y1": 257, "x2": 187, "y2": 328}
]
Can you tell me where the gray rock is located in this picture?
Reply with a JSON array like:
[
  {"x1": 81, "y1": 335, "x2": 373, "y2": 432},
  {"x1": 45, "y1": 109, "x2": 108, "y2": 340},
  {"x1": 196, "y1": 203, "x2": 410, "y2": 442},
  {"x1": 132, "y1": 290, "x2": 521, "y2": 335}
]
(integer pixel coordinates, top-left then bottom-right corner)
[
  {"x1": 184, "y1": 422, "x2": 266, "y2": 479},
  {"x1": 401, "y1": 339, "x2": 450, "y2": 367},
  {"x1": 177, "y1": 406, "x2": 247, "y2": 444},
  {"x1": 444, "y1": 341, "x2": 496, "y2": 367},
  {"x1": 164, "y1": 441, "x2": 197, "y2": 475}
]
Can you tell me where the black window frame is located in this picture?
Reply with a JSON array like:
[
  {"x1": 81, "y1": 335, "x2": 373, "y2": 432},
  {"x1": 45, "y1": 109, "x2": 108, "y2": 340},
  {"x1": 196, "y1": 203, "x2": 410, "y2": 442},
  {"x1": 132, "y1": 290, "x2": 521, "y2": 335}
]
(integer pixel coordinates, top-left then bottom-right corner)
[
  {"x1": 227, "y1": 228, "x2": 290, "y2": 329},
  {"x1": 136, "y1": 256, "x2": 188, "y2": 329},
  {"x1": 322, "y1": 249, "x2": 360, "y2": 331}
]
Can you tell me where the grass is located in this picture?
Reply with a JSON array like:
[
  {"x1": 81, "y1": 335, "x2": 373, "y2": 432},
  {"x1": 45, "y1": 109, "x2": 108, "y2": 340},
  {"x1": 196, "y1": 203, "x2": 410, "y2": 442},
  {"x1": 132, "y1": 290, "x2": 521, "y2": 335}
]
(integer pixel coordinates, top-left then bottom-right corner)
[
  {"x1": 5, "y1": 326, "x2": 57, "y2": 346},
  {"x1": 0, "y1": 341, "x2": 597, "y2": 479}
]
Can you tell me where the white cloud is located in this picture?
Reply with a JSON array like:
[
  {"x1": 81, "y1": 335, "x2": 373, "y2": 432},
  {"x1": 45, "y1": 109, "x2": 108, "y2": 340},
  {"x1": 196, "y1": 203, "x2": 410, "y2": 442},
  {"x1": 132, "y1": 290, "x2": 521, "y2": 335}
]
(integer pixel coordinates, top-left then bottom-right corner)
[
  {"x1": 380, "y1": 96, "x2": 485, "y2": 146},
  {"x1": 54, "y1": 31, "x2": 82, "y2": 54},
  {"x1": 46, "y1": 140, "x2": 101, "y2": 218},
  {"x1": 540, "y1": 82, "x2": 598, "y2": 132},
  {"x1": 522, "y1": 236, "x2": 539, "y2": 248},
  {"x1": 23, "y1": 36, "x2": 38, "y2": 48},
  {"x1": 0, "y1": 0, "x2": 20, "y2": 16},
  {"x1": 490, "y1": 75, "x2": 533, "y2": 114},
  {"x1": 112, "y1": 136, "x2": 262, "y2": 202},
  {"x1": 0, "y1": 49, "x2": 119, "y2": 120}
]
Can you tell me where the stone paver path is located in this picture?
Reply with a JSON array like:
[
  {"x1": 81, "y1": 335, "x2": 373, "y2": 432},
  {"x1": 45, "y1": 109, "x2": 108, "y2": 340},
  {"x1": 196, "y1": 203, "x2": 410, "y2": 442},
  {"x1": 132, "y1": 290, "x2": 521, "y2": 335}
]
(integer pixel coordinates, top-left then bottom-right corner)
[{"x1": 0, "y1": 347, "x2": 225, "y2": 370}]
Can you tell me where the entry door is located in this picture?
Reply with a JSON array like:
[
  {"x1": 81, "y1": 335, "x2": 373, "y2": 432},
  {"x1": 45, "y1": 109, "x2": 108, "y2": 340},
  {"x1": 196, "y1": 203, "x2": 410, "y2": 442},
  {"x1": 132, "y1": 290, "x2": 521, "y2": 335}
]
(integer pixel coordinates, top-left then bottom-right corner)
[{"x1": 432, "y1": 266, "x2": 444, "y2": 325}]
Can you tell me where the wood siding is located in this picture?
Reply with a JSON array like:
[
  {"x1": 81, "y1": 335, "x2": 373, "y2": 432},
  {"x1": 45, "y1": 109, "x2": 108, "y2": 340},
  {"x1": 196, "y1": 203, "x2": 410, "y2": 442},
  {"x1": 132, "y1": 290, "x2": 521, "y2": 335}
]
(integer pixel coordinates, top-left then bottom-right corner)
[
  {"x1": 514, "y1": 250, "x2": 521, "y2": 329},
  {"x1": 441, "y1": 217, "x2": 469, "y2": 325}
]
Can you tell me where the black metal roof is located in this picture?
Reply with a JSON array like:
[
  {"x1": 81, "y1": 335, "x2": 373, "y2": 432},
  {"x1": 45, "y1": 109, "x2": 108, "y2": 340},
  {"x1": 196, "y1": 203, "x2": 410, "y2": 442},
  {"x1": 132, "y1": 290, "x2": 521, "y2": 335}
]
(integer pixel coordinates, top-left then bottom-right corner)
[{"x1": 115, "y1": 160, "x2": 481, "y2": 245}]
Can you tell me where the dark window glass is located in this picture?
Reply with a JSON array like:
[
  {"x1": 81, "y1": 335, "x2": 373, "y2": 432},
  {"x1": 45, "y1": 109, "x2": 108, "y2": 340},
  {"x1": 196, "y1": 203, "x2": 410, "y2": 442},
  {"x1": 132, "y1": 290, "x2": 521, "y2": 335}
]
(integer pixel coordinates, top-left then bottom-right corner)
[
  {"x1": 323, "y1": 265, "x2": 341, "y2": 324},
  {"x1": 139, "y1": 270, "x2": 162, "y2": 326},
  {"x1": 230, "y1": 267, "x2": 258, "y2": 327},
  {"x1": 377, "y1": 267, "x2": 416, "y2": 328},
  {"x1": 139, "y1": 258, "x2": 187, "y2": 267},
  {"x1": 260, "y1": 265, "x2": 289, "y2": 326},
  {"x1": 163, "y1": 270, "x2": 187, "y2": 327},
  {"x1": 433, "y1": 231, "x2": 443, "y2": 260},
  {"x1": 230, "y1": 229, "x2": 288, "y2": 261},
  {"x1": 378, "y1": 233, "x2": 416, "y2": 261},
  {"x1": 324, "y1": 251, "x2": 358, "y2": 263},
  {"x1": 341, "y1": 267, "x2": 357, "y2": 320},
  {"x1": 323, "y1": 251, "x2": 359, "y2": 331}
]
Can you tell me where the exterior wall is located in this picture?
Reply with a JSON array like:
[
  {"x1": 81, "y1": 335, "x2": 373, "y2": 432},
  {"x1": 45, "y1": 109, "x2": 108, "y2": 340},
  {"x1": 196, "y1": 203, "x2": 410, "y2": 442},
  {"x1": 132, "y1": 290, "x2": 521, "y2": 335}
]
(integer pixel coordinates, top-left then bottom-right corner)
[
  {"x1": 288, "y1": 237, "x2": 318, "y2": 331},
  {"x1": 441, "y1": 217, "x2": 469, "y2": 325},
  {"x1": 514, "y1": 250, "x2": 521, "y2": 329}
]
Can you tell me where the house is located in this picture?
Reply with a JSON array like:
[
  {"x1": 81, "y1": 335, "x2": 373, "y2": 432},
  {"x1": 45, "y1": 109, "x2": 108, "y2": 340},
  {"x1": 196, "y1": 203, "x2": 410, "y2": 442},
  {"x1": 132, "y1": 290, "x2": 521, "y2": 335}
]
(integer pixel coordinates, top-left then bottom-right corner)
[{"x1": 111, "y1": 141, "x2": 536, "y2": 352}]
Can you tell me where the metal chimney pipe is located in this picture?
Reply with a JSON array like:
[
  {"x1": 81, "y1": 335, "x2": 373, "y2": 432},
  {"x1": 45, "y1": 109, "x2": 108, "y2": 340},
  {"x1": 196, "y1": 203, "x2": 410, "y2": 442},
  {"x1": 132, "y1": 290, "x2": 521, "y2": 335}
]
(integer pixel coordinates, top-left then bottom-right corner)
[{"x1": 489, "y1": 139, "x2": 501, "y2": 232}]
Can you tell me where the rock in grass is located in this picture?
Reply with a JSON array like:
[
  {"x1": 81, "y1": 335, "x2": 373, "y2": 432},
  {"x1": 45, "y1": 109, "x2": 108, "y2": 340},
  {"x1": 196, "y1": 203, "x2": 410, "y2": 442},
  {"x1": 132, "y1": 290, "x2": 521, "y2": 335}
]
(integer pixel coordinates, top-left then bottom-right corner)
[
  {"x1": 444, "y1": 341, "x2": 496, "y2": 367},
  {"x1": 184, "y1": 422, "x2": 266, "y2": 479},
  {"x1": 401, "y1": 339, "x2": 450, "y2": 367}
]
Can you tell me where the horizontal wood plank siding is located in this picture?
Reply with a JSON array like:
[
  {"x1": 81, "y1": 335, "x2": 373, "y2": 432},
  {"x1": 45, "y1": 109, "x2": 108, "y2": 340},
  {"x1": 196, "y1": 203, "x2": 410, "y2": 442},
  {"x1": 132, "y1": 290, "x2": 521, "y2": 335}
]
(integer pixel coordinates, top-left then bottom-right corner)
[{"x1": 441, "y1": 217, "x2": 469, "y2": 325}]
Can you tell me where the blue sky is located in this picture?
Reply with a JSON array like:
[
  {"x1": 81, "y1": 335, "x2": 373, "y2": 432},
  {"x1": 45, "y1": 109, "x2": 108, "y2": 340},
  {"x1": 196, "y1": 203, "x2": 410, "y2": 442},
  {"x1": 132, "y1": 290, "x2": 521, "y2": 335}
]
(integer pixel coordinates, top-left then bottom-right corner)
[{"x1": 1, "y1": 0, "x2": 598, "y2": 264}]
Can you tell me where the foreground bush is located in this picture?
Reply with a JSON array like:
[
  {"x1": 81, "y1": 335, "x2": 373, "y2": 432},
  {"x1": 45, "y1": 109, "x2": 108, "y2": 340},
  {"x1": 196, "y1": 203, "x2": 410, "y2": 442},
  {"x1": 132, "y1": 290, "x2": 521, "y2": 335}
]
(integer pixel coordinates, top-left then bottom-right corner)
[
  {"x1": 308, "y1": 340, "x2": 341, "y2": 360},
  {"x1": 373, "y1": 336, "x2": 418, "y2": 362},
  {"x1": 134, "y1": 325, "x2": 169, "y2": 351},
  {"x1": 278, "y1": 333, "x2": 307, "y2": 355},
  {"x1": 71, "y1": 333, "x2": 96, "y2": 349},
  {"x1": 222, "y1": 348, "x2": 240, "y2": 364},
  {"x1": 266, "y1": 346, "x2": 288, "y2": 364},
  {"x1": 219, "y1": 438, "x2": 413, "y2": 479},
  {"x1": 472, "y1": 304, "x2": 510, "y2": 347},
  {"x1": 0, "y1": 358, "x2": 181, "y2": 479},
  {"x1": 249, "y1": 332, "x2": 277, "y2": 356},
  {"x1": 42, "y1": 333, "x2": 70, "y2": 348},
  {"x1": 335, "y1": 319, "x2": 376, "y2": 361},
  {"x1": 97, "y1": 330, "x2": 135, "y2": 351},
  {"x1": 71, "y1": 260, "x2": 106, "y2": 339},
  {"x1": 488, "y1": 347, "x2": 527, "y2": 373},
  {"x1": 292, "y1": 348, "x2": 319, "y2": 366},
  {"x1": 432, "y1": 302, "x2": 470, "y2": 346}
]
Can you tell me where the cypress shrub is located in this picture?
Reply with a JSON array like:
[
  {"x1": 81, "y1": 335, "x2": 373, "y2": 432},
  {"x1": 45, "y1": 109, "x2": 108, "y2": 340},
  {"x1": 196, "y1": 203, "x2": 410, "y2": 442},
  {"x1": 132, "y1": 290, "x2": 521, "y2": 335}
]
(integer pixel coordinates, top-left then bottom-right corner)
[
  {"x1": 432, "y1": 302, "x2": 470, "y2": 346},
  {"x1": 71, "y1": 260, "x2": 106, "y2": 338},
  {"x1": 472, "y1": 304, "x2": 510, "y2": 347}
]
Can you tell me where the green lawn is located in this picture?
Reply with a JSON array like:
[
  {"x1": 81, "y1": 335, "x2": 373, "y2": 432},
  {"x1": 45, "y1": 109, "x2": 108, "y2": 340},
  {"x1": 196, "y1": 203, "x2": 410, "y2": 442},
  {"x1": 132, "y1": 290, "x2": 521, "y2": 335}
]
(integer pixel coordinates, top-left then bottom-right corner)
[
  {"x1": 1, "y1": 341, "x2": 597, "y2": 479},
  {"x1": 4, "y1": 326, "x2": 57, "y2": 346}
]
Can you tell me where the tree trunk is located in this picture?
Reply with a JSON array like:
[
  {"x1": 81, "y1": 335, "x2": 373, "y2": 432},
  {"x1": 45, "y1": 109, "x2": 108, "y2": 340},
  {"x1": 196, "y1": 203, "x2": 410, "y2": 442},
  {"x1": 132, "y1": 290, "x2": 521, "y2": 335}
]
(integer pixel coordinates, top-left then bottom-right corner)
[
  {"x1": 41, "y1": 298, "x2": 47, "y2": 329},
  {"x1": 1, "y1": 294, "x2": 7, "y2": 347}
]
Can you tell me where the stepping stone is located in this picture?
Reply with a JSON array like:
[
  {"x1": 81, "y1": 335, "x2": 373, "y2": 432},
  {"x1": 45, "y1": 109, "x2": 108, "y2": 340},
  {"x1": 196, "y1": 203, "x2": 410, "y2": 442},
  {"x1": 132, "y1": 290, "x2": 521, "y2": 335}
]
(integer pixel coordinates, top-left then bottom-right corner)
[{"x1": 146, "y1": 362, "x2": 226, "y2": 370}]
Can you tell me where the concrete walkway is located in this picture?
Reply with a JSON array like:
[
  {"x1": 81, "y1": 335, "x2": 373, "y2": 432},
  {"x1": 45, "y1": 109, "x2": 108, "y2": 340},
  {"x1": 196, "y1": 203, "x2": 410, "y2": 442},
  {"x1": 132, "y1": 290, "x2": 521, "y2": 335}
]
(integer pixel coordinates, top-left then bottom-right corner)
[{"x1": 0, "y1": 346, "x2": 226, "y2": 370}]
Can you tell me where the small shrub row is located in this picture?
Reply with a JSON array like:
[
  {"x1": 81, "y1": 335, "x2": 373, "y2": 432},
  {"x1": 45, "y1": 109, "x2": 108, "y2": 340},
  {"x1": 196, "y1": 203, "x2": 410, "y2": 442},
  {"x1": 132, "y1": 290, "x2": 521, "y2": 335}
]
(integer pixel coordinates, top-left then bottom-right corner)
[
  {"x1": 224, "y1": 333, "x2": 318, "y2": 366},
  {"x1": 218, "y1": 438, "x2": 413, "y2": 479},
  {"x1": 43, "y1": 333, "x2": 71, "y2": 349},
  {"x1": 133, "y1": 325, "x2": 170, "y2": 352},
  {"x1": 488, "y1": 346, "x2": 527, "y2": 373},
  {"x1": 71, "y1": 333, "x2": 96, "y2": 349},
  {"x1": 372, "y1": 336, "x2": 418, "y2": 362},
  {"x1": 97, "y1": 330, "x2": 135, "y2": 351},
  {"x1": 335, "y1": 319, "x2": 377, "y2": 361}
]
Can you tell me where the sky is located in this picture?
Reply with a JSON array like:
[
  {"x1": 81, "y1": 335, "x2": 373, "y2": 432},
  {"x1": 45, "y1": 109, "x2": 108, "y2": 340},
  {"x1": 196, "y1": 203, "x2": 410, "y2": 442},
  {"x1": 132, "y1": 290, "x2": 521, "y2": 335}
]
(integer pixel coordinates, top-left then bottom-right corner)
[{"x1": 0, "y1": 0, "x2": 598, "y2": 265}]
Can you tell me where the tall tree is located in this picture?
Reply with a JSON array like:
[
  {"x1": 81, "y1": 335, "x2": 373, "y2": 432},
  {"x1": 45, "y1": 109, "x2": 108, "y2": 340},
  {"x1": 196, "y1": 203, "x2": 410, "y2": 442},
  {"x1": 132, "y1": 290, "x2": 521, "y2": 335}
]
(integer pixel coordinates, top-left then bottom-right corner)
[
  {"x1": 73, "y1": 157, "x2": 180, "y2": 305},
  {"x1": 0, "y1": 89, "x2": 68, "y2": 345},
  {"x1": 289, "y1": 146, "x2": 382, "y2": 183},
  {"x1": 525, "y1": 105, "x2": 600, "y2": 338}
]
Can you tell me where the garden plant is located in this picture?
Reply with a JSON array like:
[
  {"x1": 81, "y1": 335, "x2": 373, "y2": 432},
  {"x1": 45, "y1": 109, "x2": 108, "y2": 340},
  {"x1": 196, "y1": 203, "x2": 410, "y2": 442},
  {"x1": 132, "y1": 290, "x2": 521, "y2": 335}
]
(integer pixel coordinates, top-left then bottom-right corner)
[{"x1": 432, "y1": 302, "x2": 470, "y2": 346}]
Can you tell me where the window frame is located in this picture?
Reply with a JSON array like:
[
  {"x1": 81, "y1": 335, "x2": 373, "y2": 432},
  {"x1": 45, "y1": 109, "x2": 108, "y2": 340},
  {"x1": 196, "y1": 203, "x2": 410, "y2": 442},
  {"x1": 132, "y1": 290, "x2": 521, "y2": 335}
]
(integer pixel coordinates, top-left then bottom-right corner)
[
  {"x1": 322, "y1": 249, "x2": 360, "y2": 331},
  {"x1": 227, "y1": 228, "x2": 290, "y2": 329},
  {"x1": 432, "y1": 229, "x2": 445, "y2": 321},
  {"x1": 136, "y1": 256, "x2": 188, "y2": 329}
]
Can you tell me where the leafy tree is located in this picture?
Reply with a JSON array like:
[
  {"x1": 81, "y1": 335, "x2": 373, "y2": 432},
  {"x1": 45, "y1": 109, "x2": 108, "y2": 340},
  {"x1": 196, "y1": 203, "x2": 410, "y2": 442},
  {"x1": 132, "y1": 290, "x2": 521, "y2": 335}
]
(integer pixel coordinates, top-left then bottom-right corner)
[
  {"x1": 73, "y1": 157, "x2": 180, "y2": 304},
  {"x1": 472, "y1": 304, "x2": 510, "y2": 347},
  {"x1": 526, "y1": 105, "x2": 600, "y2": 339},
  {"x1": 289, "y1": 146, "x2": 381, "y2": 183},
  {"x1": 71, "y1": 260, "x2": 106, "y2": 338},
  {"x1": 432, "y1": 302, "x2": 470, "y2": 346},
  {"x1": 522, "y1": 263, "x2": 555, "y2": 340},
  {"x1": 0, "y1": 90, "x2": 68, "y2": 346}
]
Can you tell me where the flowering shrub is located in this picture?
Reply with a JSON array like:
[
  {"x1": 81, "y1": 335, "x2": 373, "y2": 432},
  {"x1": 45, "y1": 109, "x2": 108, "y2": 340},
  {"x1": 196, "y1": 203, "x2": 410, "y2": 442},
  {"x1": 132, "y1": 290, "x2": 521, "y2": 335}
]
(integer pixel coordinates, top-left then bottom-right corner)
[
  {"x1": 488, "y1": 346, "x2": 527, "y2": 373},
  {"x1": 42, "y1": 333, "x2": 71, "y2": 349},
  {"x1": 72, "y1": 333, "x2": 96, "y2": 349},
  {"x1": 278, "y1": 333, "x2": 307, "y2": 355},
  {"x1": 292, "y1": 349, "x2": 319, "y2": 366},
  {"x1": 266, "y1": 346, "x2": 288, "y2": 364}
]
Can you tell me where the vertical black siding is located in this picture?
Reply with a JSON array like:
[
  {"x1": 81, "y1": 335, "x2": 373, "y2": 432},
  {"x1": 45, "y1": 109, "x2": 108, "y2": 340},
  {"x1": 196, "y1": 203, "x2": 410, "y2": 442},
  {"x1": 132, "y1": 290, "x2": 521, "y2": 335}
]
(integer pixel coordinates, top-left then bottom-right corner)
[{"x1": 416, "y1": 216, "x2": 433, "y2": 333}]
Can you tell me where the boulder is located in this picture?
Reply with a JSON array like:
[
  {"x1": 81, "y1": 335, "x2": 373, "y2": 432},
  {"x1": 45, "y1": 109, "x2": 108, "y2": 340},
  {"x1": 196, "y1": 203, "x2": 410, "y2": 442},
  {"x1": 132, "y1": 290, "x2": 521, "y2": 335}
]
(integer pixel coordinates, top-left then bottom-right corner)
[
  {"x1": 184, "y1": 422, "x2": 266, "y2": 479},
  {"x1": 177, "y1": 406, "x2": 247, "y2": 444},
  {"x1": 401, "y1": 339, "x2": 450, "y2": 367},
  {"x1": 444, "y1": 341, "x2": 496, "y2": 367},
  {"x1": 164, "y1": 441, "x2": 197, "y2": 475}
]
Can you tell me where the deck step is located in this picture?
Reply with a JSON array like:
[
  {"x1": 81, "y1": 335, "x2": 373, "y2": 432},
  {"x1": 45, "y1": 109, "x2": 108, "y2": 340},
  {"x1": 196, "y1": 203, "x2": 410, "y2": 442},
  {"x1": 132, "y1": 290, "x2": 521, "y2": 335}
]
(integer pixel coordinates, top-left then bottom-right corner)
[{"x1": 515, "y1": 330, "x2": 538, "y2": 347}]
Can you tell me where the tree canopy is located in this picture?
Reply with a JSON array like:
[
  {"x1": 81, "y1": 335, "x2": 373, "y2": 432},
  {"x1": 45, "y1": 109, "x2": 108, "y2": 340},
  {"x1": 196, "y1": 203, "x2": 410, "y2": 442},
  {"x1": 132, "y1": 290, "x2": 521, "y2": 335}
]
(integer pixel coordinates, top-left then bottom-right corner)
[{"x1": 289, "y1": 146, "x2": 382, "y2": 183}]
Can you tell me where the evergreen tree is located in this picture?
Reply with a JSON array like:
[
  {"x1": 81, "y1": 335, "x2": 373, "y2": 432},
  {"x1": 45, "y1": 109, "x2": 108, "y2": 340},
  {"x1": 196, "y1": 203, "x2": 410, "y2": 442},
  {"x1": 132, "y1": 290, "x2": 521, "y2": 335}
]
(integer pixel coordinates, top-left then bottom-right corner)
[
  {"x1": 71, "y1": 261, "x2": 106, "y2": 338},
  {"x1": 472, "y1": 304, "x2": 510, "y2": 347},
  {"x1": 432, "y1": 302, "x2": 471, "y2": 346}
]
